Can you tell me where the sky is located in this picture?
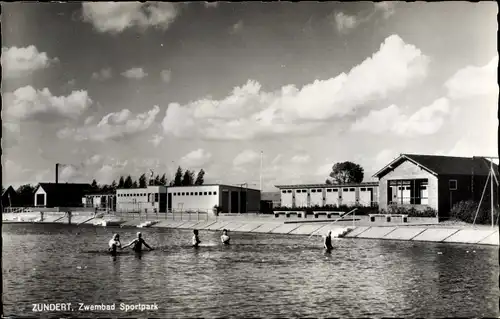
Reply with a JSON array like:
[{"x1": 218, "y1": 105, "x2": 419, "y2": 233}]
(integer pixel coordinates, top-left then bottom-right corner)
[{"x1": 1, "y1": 1, "x2": 498, "y2": 191}]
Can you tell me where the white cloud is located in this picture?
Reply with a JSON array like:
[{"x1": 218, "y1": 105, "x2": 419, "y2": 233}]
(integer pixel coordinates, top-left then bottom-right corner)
[
  {"x1": 149, "y1": 134, "x2": 164, "y2": 146},
  {"x1": 230, "y1": 20, "x2": 244, "y2": 34},
  {"x1": 3, "y1": 86, "x2": 92, "y2": 121},
  {"x1": 57, "y1": 105, "x2": 160, "y2": 142},
  {"x1": 204, "y1": 2, "x2": 219, "y2": 8},
  {"x1": 95, "y1": 159, "x2": 129, "y2": 184},
  {"x1": 160, "y1": 69, "x2": 172, "y2": 83},
  {"x1": 1, "y1": 45, "x2": 58, "y2": 78},
  {"x1": 445, "y1": 56, "x2": 498, "y2": 100},
  {"x1": 82, "y1": 2, "x2": 179, "y2": 33},
  {"x1": 233, "y1": 150, "x2": 260, "y2": 167},
  {"x1": 334, "y1": 12, "x2": 358, "y2": 33},
  {"x1": 85, "y1": 154, "x2": 103, "y2": 166},
  {"x1": 351, "y1": 98, "x2": 450, "y2": 136},
  {"x1": 374, "y1": 149, "x2": 399, "y2": 169},
  {"x1": 122, "y1": 67, "x2": 148, "y2": 79},
  {"x1": 374, "y1": 2, "x2": 396, "y2": 19},
  {"x1": 180, "y1": 149, "x2": 213, "y2": 168},
  {"x1": 315, "y1": 163, "x2": 333, "y2": 178},
  {"x1": 91, "y1": 68, "x2": 112, "y2": 81},
  {"x1": 162, "y1": 35, "x2": 429, "y2": 140},
  {"x1": 59, "y1": 165, "x2": 87, "y2": 183},
  {"x1": 290, "y1": 154, "x2": 311, "y2": 164}
]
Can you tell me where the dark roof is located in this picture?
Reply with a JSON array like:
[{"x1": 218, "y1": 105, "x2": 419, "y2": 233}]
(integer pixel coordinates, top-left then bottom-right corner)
[
  {"x1": 274, "y1": 182, "x2": 378, "y2": 189},
  {"x1": 2, "y1": 186, "x2": 16, "y2": 197},
  {"x1": 374, "y1": 154, "x2": 499, "y2": 178},
  {"x1": 37, "y1": 183, "x2": 93, "y2": 195}
]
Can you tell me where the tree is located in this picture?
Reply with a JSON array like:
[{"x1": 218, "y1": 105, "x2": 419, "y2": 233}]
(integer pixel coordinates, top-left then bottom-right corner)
[
  {"x1": 325, "y1": 179, "x2": 332, "y2": 185},
  {"x1": 159, "y1": 173, "x2": 167, "y2": 186},
  {"x1": 124, "y1": 175, "x2": 133, "y2": 188},
  {"x1": 118, "y1": 176, "x2": 125, "y2": 188},
  {"x1": 154, "y1": 174, "x2": 161, "y2": 186},
  {"x1": 182, "y1": 170, "x2": 195, "y2": 186},
  {"x1": 16, "y1": 184, "x2": 35, "y2": 206},
  {"x1": 327, "y1": 161, "x2": 364, "y2": 184},
  {"x1": 195, "y1": 169, "x2": 205, "y2": 185},
  {"x1": 132, "y1": 180, "x2": 138, "y2": 188},
  {"x1": 91, "y1": 179, "x2": 99, "y2": 190},
  {"x1": 174, "y1": 166, "x2": 183, "y2": 186},
  {"x1": 110, "y1": 180, "x2": 117, "y2": 191},
  {"x1": 138, "y1": 174, "x2": 147, "y2": 188}
]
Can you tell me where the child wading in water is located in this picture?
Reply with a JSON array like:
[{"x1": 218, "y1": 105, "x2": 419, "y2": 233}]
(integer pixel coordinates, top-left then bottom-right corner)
[{"x1": 192, "y1": 229, "x2": 201, "y2": 247}]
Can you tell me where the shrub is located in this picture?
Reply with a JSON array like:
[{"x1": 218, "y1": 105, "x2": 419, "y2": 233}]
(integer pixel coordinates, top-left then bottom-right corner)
[
  {"x1": 450, "y1": 200, "x2": 498, "y2": 225},
  {"x1": 385, "y1": 205, "x2": 437, "y2": 217}
]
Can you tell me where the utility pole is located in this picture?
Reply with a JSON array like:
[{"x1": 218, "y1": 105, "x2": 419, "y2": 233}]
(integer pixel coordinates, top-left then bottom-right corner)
[{"x1": 260, "y1": 151, "x2": 263, "y2": 191}]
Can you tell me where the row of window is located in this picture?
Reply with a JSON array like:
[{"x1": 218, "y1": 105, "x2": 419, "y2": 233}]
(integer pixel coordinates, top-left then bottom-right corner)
[
  {"x1": 117, "y1": 193, "x2": 157, "y2": 197},
  {"x1": 172, "y1": 191, "x2": 217, "y2": 196},
  {"x1": 282, "y1": 188, "x2": 373, "y2": 194}
]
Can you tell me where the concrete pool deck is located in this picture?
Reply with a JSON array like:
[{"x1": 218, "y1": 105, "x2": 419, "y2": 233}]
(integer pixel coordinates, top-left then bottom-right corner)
[{"x1": 2, "y1": 212, "x2": 498, "y2": 246}]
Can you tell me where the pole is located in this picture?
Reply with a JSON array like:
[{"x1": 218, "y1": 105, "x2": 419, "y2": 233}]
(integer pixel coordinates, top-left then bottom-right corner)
[
  {"x1": 491, "y1": 159, "x2": 494, "y2": 227},
  {"x1": 260, "y1": 151, "x2": 263, "y2": 191}
]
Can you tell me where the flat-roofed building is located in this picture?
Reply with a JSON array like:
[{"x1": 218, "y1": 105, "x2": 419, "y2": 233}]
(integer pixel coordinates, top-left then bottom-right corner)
[{"x1": 116, "y1": 185, "x2": 167, "y2": 213}]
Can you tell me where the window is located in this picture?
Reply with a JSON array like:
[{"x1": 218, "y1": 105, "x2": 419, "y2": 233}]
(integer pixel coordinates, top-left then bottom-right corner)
[
  {"x1": 195, "y1": 192, "x2": 198, "y2": 195},
  {"x1": 182, "y1": 192, "x2": 185, "y2": 196},
  {"x1": 449, "y1": 180, "x2": 457, "y2": 190},
  {"x1": 332, "y1": 189, "x2": 338, "y2": 192},
  {"x1": 190, "y1": 192, "x2": 194, "y2": 196},
  {"x1": 327, "y1": 189, "x2": 332, "y2": 193},
  {"x1": 155, "y1": 193, "x2": 159, "y2": 202},
  {"x1": 343, "y1": 188, "x2": 348, "y2": 192},
  {"x1": 287, "y1": 190, "x2": 292, "y2": 193},
  {"x1": 198, "y1": 192, "x2": 202, "y2": 196},
  {"x1": 361, "y1": 188, "x2": 366, "y2": 191},
  {"x1": 349, "y1": 188, "x2": 355, "y2": 191},
  {"x1": 208, "y1": 192, "x2": 211, "y2": 195},
  {"x1": 213, "y1": 191, "x2": 217, "y2": 195},
  {"x1": 311, "y1": 189, "x2": 316, "y2": 193},
  {"x1": 317, "y1": 189, "x2": 322, "y2": 192}
]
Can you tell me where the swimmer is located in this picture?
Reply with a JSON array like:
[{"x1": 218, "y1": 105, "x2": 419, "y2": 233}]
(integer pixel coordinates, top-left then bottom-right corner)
[
  {"x1": 108, "y1": 234, "x2": 121, "y2": 254},
  {"x1": 221, "y1": 229, "x2": 230, "y2": 245},
  {"x1": 122, "y1": 232, "x2": 153, "y2": 252},
  {"x1": 192, "y1": 229, "x2": 201, "y2": 247},
  {"x1": 324, "y1": 230, "x2": 333, "y2": 251}
]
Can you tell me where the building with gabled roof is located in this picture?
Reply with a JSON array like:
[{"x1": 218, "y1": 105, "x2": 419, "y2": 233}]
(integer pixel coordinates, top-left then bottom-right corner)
[
  {"x1": 34, "y1": 183, "x2": 93, "y2": 208},
  {"x1": 373, "y1": 154, "x2": 498, "y2": 220}
]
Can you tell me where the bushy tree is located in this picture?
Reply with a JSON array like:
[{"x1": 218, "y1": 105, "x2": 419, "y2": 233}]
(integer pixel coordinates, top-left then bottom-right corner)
[
  {"x1": 195, "y1": 169, "x2": 205, "y2": 185},
  {"x1": 326, "y1": 161, "x2": 364, "y2": 184},
  {"x1": 159, "y1": 173, "x2": 167, "y2": 186},
  {"x1": 182, "y1": 170, "x2": 195, "y2": 186},
  {"x1": 118, "y1": 176, "x2": 125, "y2": 188},
  {"x1": 124, "y1": 175, "x2": 133, "y2": 188},
  {"x1": 138, "y1": 174, "x2": 147, "y2": 188},
  {"x1": 174, "y1": 166, "x2": 183, "y2": 186}
]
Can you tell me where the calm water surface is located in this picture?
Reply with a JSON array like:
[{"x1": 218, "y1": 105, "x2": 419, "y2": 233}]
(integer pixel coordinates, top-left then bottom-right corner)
[{"x1": 2, "y1": 223, "x2": 499, "y2": 318}]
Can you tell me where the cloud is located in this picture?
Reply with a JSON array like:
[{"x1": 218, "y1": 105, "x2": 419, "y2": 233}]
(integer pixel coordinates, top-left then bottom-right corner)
[
  {"x1": 162, "y1": 35, "x2": 429, "y2": 140},
  {"x1": 230, "y1": 20, "x2": 244, "y2": 34},
  {"x1": 59, "y1": 165, "x2": 88, "y2": 183},
  {"x1": 180, "y1": 149, "x2": 213, "y2": 168},
  {"x1": 81, "y1": 2, "x2": 179, "y2": 33},
  {"x1": 351, "y1": 98, "x2": 450, "y2": 136},
  {"x1": 121, "y1": 67, "x2": 148, "y2": 79},
  {"x1": 374, "y1": 2, "x2": 396, "y2": 19},
  {"x1": 334, "y1": 12, "x2": 358, "y2": 33},
  {"x1": 95, "y1": 159, "x2": 129, "y2": 184},
  {"x1": 160, "y1": 69, "x2": 172, "y2": 83},
  {"x1": 233, "y1": 150, "x2": 260, "y2": 167},
  {"x1": 290, "y1": 154, "x2": 311, "y2": 164},
  {"x1": 85, "y1": 154, "x2": 103, "y2": 166},
  {"x1": 1, "y1": 45, "x2": 58, "y2": 78},
  {"x1": 3, "y1": 86, "x2": 92, "y2": 121},
  {"x1": 57, "y1": 105, "x2": 160, "y2": 142},
  {"x1": 149, "y1": 134, "x2": 164, "y2": 146},
  {"x1": 91, "y1": 68, "x2": 112, "y2": 81},
  {"x1": 445, "y1": 56, "x2": 498, "y2": 100},
  {"x1": 204, "y1": 2, "x2": 219, "y2": 8}
]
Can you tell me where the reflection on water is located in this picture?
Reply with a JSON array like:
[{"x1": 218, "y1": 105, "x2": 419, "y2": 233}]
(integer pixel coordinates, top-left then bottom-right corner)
[{"x1": 2, "y1": 223, "x2": 499, "y2": 318}]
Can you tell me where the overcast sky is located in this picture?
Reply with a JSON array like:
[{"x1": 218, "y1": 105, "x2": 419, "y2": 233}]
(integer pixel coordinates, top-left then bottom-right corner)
[{"x1": 2, "y1": 2, "x2": 498, "y2": 190}]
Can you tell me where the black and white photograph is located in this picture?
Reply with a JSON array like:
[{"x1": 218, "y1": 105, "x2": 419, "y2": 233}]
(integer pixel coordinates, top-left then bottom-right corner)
[{"x1": 2, "y1": 1, "x2": 499, "y2": 318}]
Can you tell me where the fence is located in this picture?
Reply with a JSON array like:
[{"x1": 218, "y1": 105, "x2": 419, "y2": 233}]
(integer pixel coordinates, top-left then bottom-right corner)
[{"x1": 113, "y1": 208, "x2": 212, "y2": 221}]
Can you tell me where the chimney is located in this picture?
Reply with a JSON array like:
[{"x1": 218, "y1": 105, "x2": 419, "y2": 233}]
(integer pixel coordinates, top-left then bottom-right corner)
[{"x1": 56, "y1": 163, "x2": 59, "y2": 184}]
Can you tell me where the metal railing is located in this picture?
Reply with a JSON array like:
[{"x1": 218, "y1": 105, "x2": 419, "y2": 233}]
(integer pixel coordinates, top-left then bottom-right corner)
[{"x1": 112, "y1": 208, "x2": 212, "y2": 221}]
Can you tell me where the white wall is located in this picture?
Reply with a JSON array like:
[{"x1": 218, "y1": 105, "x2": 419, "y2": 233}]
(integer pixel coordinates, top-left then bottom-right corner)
[
  {"x1": 168, "y1": 185, "x2": 220, "y2": 212},
  {"x1": 310, "y1": 188, "x2": 324, "y2": 206},
  {"x1": 340, "y1": 187, "x2": 356, "y2": 205},
  {"x1": 325, "y1": 188, "x2": 340, "y2": 206},
  {"x1": 116, "y1": 186, "x2": 166, "y2": 213},
  {"x1": 295, "y1": 189, "x2": 308, "y2": 207},
  {"x1": 280, "y1": 189, "x2": 293, "y2": 207},
  {"x1": 34, "y1": 187, "x2": 46, "y2": 207}
]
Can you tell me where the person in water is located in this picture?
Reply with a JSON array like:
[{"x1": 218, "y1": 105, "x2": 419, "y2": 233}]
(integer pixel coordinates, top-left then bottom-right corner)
[
  {"x1": 192, "y1": 229, "x2": 201, "y2": 247},
  {"x1": 108, "y1": 234, "x2": 121, "y2": 254},
  {"x1": 221, "y1": 229, "x2": 230, "y2": 245},
  {"x1": 324, "y1": 230, "x2": 333, "y2": 251},
  {"x1": 122, "y1": 232, "x2": 153, "y2": 252}
]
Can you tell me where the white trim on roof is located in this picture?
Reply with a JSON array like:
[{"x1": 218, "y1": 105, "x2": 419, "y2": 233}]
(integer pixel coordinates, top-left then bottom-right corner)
[{"x1": 372, "y1": 154, "x2": 438, "y2": 179}]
